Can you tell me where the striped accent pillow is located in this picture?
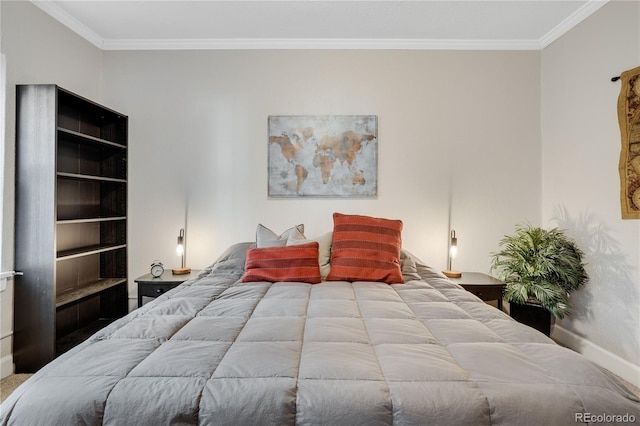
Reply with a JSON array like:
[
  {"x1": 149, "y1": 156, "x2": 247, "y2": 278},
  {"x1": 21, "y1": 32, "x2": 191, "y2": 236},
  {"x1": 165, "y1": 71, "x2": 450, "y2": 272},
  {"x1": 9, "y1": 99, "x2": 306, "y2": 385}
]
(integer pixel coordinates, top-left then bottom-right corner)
[
  {"x1": 242, "y1": 242, "x2": 322, "y2": 283},
  {"x1": 326, "y1": 213, "x2": 405, "y2": 284}
]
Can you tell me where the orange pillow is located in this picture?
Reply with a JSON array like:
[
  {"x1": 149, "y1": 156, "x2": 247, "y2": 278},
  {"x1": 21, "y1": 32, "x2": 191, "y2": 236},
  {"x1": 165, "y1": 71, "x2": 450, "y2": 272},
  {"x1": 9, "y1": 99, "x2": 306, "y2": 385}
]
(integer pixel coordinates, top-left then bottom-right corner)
[
  {"x1": 242, "y1": 242, "x2": 322, "y2": 283},
  {"x1": 326, "y1": 213, "x2": 404, "y2": 284}
]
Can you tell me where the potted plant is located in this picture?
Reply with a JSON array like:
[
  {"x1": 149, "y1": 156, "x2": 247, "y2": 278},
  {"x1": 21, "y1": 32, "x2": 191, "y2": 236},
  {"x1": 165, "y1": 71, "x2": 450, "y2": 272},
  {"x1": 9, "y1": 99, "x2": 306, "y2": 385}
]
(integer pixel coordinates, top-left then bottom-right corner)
[{"x1": 490, "y1": 224, "x2": 588, "y2": 335}]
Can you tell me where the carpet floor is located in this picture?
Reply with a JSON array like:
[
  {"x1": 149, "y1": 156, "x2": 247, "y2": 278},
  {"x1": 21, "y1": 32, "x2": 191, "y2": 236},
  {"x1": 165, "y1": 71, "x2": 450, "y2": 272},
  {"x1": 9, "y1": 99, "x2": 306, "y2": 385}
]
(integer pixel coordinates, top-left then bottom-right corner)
[{"x1": 1, "y1": 374, "x2": 32, "y2": 404}]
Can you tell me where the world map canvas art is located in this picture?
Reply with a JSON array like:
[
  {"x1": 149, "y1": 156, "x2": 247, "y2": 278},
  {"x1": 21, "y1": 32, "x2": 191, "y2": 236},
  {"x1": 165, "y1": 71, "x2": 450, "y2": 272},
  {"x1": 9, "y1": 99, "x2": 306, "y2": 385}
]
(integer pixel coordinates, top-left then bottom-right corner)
[{"x1": 268, "y1": 115, "x2": 378, "y2": 197}]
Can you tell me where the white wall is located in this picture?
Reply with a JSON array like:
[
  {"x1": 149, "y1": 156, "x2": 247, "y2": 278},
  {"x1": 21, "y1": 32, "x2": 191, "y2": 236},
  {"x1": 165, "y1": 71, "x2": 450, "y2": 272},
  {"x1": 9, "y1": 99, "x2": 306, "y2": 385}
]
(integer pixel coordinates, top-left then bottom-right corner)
[
  {"x1": 100, "y1": 49, "x2": 542, "y2": 296},
  {"x1": 542, "y1": 0, "x2": 640, "y2": 383},
  {"x1": 0, "y1": 0, "x2": 103, "y2": 378}
]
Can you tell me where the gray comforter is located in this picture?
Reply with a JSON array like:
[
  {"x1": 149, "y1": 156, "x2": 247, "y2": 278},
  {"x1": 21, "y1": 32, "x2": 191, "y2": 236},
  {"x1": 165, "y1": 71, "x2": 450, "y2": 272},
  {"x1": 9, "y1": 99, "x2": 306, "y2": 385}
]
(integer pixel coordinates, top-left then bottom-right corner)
[{"x1": 1, "y1": 243, "x2": 639, "y2": 425}]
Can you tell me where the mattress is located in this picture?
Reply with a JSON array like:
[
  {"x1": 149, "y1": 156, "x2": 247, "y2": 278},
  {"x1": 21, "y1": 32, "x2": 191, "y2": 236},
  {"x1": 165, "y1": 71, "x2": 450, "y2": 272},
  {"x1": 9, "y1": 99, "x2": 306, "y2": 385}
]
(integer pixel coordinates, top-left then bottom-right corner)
[{"x1": 1, "y1": 242, "x2": 638, "y2": 425}]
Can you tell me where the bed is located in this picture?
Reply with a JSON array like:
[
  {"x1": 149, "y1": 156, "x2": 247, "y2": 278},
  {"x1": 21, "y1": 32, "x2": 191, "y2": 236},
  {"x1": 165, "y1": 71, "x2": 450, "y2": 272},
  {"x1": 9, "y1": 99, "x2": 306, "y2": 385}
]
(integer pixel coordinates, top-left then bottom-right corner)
[{"x1": 1, "y1": 214, "x2": 639, "y2": 425}]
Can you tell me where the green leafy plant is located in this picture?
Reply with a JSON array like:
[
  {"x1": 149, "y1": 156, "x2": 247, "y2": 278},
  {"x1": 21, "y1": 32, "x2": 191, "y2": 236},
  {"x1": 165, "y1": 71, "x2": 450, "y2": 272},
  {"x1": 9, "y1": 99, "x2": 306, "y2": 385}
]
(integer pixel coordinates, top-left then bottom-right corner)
[{"x1": 490, "y1": 224, "x2": 588, "y2": 319}]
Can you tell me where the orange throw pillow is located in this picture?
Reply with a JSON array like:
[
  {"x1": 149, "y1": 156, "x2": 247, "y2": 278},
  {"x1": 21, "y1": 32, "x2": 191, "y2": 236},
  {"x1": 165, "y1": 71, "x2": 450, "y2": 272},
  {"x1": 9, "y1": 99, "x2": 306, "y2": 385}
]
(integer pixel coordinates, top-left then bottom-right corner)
[
  {"x1": 326, "y1": 213, "x2": 404, "y2": 284},
  {"x1": 242, "y1": 242, "x2": 322, "y2": 283}
]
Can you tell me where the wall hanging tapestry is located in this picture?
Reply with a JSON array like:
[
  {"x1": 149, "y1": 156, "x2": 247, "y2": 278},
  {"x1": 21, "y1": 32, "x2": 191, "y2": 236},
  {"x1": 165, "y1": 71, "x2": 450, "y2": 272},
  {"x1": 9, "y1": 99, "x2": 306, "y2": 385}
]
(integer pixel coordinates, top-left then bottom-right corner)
[
  {"x1": 268, "y1": 115, "x2": 377, "y2": 198},
  {"x1": 618, "y1": 65, "x2": 640, "y2": 219}
]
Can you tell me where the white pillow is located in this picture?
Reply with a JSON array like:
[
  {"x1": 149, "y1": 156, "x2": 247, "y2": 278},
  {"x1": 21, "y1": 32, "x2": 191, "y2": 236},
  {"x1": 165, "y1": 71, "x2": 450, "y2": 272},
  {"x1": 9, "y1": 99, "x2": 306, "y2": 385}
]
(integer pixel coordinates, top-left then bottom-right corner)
[
  {"x1": 256, "y1": 224, "x2": 305, "y2": 248},
  {"x1": 288, "y1": 231, "x2": 332, "y2": 279}
]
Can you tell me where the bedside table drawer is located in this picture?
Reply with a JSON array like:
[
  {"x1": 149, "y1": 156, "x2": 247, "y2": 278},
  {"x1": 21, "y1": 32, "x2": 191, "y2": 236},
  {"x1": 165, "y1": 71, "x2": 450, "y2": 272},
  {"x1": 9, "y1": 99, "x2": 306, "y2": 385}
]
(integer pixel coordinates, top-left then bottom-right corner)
[
  {"x1": 449, "y1": 272, "x2": 505, "y2": 310},
  {"x1": 459, "y1": 284, "x2": 503, "y2": 302},
  {"x1": 139, "y1": 282, "x2": 179, "y2": 298},
  {"x1": 135, "y1": 270, "x2": 201, "y2": 308}
]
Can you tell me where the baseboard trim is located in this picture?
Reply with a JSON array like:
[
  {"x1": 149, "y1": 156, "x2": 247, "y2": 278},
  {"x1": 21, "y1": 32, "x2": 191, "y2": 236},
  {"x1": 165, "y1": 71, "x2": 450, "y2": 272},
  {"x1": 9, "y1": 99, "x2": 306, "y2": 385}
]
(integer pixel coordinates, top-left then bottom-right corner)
[
  {"x1": 128, "y1": 297, "x2": 138, "y2": 313},
  {"x1": 552, "y1": 324, "x2": 640, "y2": 388},
  {"x1": 0, "y1": 354, "x2": 15, "y2": 380}
]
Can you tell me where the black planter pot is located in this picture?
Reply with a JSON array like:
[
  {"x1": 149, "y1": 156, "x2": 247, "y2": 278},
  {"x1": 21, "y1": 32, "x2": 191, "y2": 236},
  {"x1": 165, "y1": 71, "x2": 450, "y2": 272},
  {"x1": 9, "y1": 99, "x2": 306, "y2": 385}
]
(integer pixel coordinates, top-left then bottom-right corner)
[{"x1": 509, "y1": 301, "x2": 551, "y2": 336}]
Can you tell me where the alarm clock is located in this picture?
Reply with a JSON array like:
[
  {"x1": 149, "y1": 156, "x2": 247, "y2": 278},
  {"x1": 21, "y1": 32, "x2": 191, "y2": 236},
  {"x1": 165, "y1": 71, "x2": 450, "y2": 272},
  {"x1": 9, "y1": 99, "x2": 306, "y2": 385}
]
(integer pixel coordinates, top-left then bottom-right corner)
[{"x1": 150, "y1": 260, "x2": 164, "y2": 278}]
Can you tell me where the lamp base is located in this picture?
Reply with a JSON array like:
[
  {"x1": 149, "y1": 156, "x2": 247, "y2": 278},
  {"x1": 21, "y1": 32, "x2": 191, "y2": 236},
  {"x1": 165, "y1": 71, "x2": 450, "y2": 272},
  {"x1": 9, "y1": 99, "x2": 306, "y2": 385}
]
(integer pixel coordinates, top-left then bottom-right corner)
[
  {"x1": 442, "y1": 270, "x2": 462, "y2": 278},
  {"x1": 172, "y1": 267, "x2": 191, "y2": 275}
]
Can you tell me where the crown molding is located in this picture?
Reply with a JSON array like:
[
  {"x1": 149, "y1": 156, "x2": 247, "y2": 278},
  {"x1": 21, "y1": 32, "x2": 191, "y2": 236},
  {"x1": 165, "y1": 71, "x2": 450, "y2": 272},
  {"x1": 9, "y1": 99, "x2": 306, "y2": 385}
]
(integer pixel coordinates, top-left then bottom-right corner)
[
  {"x1": 539, "y1": 0, "x2": 609, "y2": 48},
  {"x1": 31, "y1": 1, "x2": 104, "y2": 49},
  {"x1": 102, "y1": 38, "x2": 542, "y2": 51},
  {"x1": 31, "y1": 0, "x2": 609, "y2": 52}
]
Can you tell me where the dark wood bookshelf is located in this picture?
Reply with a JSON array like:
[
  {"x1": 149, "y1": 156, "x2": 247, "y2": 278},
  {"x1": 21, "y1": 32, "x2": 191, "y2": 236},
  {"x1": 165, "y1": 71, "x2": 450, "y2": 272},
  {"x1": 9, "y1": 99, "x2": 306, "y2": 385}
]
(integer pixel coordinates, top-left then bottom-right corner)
[{"x1": 14, "y1": 84, "x2": 128, "y2": 372}]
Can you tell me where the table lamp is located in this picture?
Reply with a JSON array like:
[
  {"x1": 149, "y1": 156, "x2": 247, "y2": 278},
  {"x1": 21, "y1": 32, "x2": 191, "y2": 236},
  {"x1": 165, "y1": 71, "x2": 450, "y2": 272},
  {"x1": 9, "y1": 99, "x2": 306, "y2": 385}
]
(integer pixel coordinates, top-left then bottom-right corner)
[
  {"x1": 172, "y1": 228, "x2": 191, "y2": 275},
  {"x1": 443, "y1": 229, "x2": 462, "y2": 278}
]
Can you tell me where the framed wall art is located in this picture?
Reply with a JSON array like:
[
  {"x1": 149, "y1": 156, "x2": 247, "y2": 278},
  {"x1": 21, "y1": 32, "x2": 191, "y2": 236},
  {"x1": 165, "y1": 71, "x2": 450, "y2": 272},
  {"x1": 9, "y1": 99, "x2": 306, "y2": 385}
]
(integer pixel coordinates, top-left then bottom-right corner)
[{"x1": 268, "y1": 115, "x2": 378, "y2": 198}]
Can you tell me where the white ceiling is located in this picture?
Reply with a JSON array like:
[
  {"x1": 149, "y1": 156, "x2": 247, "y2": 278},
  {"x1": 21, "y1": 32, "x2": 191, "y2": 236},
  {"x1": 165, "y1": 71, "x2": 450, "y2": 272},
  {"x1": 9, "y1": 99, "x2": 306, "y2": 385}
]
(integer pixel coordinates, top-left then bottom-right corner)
[{"x1": 32, "y1": 0, "x2": 609, "y2": 50}]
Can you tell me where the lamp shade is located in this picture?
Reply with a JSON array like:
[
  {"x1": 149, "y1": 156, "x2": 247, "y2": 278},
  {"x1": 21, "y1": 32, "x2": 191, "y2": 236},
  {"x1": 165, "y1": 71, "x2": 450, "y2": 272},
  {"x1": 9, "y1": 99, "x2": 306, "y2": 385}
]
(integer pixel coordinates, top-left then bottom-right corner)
[
  {"x1": 176, "y1": 229, "x2": 185, "y2": 257},
  {"x1": 449, "y1": 231, "x2": 458, "y2": 259}
]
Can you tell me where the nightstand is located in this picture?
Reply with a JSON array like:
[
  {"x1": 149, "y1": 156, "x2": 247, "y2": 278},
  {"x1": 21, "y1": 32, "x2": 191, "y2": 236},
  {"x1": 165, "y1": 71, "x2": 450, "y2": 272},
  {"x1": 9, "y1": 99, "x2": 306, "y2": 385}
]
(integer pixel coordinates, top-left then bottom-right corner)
[
  {"x1": 449, "y1": 272, "x2": 505, "y2": 310},
  {"x1": 135, "y1": 270, "x2": 201, "y2": 307}
]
